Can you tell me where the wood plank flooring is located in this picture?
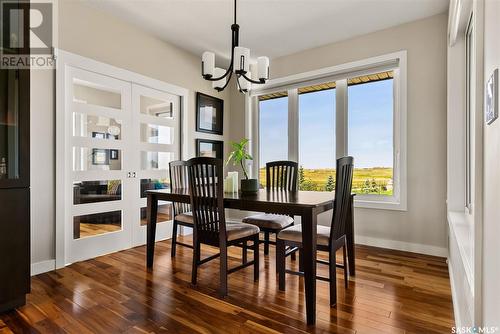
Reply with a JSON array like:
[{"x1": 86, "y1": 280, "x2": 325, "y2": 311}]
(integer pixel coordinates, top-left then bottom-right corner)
[{"x1": 0, "y1": 237, "x2": 454, "y2": 333}]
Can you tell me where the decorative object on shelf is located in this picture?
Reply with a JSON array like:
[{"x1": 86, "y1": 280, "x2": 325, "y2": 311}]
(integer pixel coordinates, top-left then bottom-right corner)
[
  {"x1": 196, "y1": 92, "x2": 224, "y2": 135},
  {"x1": 486, "y1": 68, "x2": 498, "y2": 125},
  {"x1": 92, "y1": 131, "x2": 106, "y2": 139},
  {"x1": 106, "y1": 134, "x2": 119, "y2": 160},
  {"x1": 224, "y1": 171, "x2": 239, "y2": 193},
  {"x1": 107, "y1": 125, "x2": 120, "y2": 137},
  {"x1": 201, "y1": 0, "x2": 270, "y2": 93},
  {"x1": 226, "y1": 138, "x2": 258, "y2": 193},
  {"x1": 109, "y1": 150, "x2": 119, "y2": 160},
  {"x1": 196, "y1": 139, "x2": 223, "y2": 159},
  {"x1": 92, "y1": 149, "x2": 109, "y2": 165}
]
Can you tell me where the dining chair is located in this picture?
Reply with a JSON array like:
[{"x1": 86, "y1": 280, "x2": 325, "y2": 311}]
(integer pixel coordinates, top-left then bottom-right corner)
[
  {"x1": 169, "y1": 160, "x2": 194, "y2": 257},
  {"x1": 242, "y1": 160, "x2": 298, "y2": 258},
  {"x1": 187, "y1": 157, "x2": 260, "y2": 296},
  {"x1": 276, "y1": 156, "x2": 354, "y2": 306}
]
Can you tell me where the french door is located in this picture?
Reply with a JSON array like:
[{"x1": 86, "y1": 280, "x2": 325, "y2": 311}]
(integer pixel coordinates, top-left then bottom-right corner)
[
  {"x1": 131, "y1": 84, "x2": 180, "y2": 246},
  {"x1": 65, "y1": 66, "x2": 179, "y2": 264}
]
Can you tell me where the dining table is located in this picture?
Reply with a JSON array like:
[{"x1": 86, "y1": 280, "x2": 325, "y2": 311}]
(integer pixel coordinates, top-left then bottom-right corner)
[{"x1": 145, "y1": 188, "x2": 355, "y2": 326}]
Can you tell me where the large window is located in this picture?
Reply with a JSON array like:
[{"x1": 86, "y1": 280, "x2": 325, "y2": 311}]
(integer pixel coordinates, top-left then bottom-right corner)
[
  {"x1": 253, "y1": 52, "x2": 406, "y2": 210},
  {"x1": 348, "y1": 74, "x2": 394, "y2": 195},
  {"x1": 298, "y1": 84, "x2": 336, "y2": 191},
  {"x1": 258, "y1": 93, "x2": 288, "y2": 187}
]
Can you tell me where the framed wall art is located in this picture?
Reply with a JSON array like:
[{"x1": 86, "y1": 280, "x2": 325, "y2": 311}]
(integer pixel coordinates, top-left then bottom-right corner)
[{"x1": 196, "y1": 92, "x2": 223, "y2": 135}]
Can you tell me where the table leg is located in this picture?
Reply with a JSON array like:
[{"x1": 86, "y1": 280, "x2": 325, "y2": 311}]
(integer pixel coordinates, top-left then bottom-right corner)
[
  {"x1": 347, "y1": 195, "x2": 355, "y2": 276},
  {"x1": 301, "y1": 209, "x2": 317, "y2": 325},
  {"x1": 146, "y1": 194, "x2": 158, "y2": 268}
]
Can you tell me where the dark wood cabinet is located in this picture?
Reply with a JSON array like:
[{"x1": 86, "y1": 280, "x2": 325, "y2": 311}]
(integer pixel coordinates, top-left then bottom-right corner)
[
  {"x1": 0, "y1": 69, "x2": 30, "y2": 312},
  {"x1": 0, "y1": 188, "x2": 30, "y2": 312},
  {"x1": 0, "y1": 0, "x2": 30, "y2": 312}
]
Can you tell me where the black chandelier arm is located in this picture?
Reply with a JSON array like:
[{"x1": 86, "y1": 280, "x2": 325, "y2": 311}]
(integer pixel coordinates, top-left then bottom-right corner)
[
  {"x1": 235, "y1": 75, "x2": 244, "y2": 92},
  {"x1": 203, "y1": 63, "x2": 233, "y2": 81},
  {"x1": 240, "y1": 72, "x2": 266, "y2": 85},
  {"x1": 215, "y1": 70, "x2": 233, "y2": 92}
]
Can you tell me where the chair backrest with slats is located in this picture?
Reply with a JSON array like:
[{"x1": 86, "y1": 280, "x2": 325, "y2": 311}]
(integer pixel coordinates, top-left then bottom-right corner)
[
  {"x1": 266, "y1": 160, "x2": 299, "y2": 191},
  {"x1": 187, "y1": 157, "x2": 226, "y2": 245},
  {"x1": 169, "y1": 160, "x2": 191, "y2": 216},
  {"x1": 330, "y1": 156, "x2": 354, "y2": 243}
]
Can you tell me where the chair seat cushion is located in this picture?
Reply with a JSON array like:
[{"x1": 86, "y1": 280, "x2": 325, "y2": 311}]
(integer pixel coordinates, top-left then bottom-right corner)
[
  {"x1": 226, "y1": 221, "x2": 260, "y2": 241},
  {"x1": 277, "y1": 224, "x2": 330, "y2": 246},
  {"x1": 174, "y1": 212, "x2": 193, "y2": 225},
  {"x1": 242, "y1": 213, "x2": 294, "y2": 230}
]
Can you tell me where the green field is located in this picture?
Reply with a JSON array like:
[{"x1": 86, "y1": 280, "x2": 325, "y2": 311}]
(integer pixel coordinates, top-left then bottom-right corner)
[{"x1": 259, "y1": 167, "x2": 393, "y2": 195}]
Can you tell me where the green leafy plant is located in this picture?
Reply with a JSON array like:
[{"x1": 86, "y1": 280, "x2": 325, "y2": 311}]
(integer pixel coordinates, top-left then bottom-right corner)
[{"x1": 226, "y1": 138, "x2": 253, "y2": 180}]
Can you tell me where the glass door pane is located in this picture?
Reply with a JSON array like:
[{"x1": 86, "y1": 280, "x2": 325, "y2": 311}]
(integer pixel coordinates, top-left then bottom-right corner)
[
  {"x1": 131, "y1": 83, "x2": 180, "y2": 246},
  {"x1": 0, "y1": 70, "x2": 20, "y2": 180},
  {"x1": 66, "y1": 66, "x2": 133, "y2": 264}
]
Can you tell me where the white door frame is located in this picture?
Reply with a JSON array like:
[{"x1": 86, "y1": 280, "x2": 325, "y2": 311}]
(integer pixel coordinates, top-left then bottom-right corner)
[{"x1": 55, "y1": 49, "x2": 188, "y2": 269}]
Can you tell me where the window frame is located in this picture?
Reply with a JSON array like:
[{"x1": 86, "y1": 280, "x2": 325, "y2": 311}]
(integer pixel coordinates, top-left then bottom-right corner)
[
  {"x1": 465, "y1": 13, "x2": 474, "y2": 213},
  {"x1": 248, "y1": 51, "x2": 407, "y2": 211}
]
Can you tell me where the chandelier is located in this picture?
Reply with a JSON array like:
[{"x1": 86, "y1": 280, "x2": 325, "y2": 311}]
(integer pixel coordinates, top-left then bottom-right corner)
[{"x1": 201, "y1": 0, "x2": 270, "y2": 93}]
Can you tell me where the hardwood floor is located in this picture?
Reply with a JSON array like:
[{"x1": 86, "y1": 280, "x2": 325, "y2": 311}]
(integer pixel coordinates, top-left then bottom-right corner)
[{"x1": 0, "y1": 237, "x2": 454, "y2": 333}]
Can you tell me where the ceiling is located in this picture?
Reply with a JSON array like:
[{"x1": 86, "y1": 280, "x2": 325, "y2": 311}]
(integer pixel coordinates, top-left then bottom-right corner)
[{"x1": 86, "y1": 0, "x2": 448, "y2": 62}]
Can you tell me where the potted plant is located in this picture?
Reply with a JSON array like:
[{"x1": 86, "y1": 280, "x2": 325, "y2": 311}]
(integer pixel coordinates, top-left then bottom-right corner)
[{"x1": 226, "y1": 138, "x2": 258, "y2": 193}]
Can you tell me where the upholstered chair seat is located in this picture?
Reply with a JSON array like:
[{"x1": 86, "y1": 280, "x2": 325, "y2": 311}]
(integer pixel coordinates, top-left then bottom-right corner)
[{"x1": 242, "y1": 213, "x2": 293, "y2": 230}]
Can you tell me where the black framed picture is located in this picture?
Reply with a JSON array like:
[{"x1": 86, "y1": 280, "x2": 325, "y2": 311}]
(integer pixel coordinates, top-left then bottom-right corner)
[
  {"x1": 196, "y1": 139, "x2": 223, "y2": 159},
  {"x1": 196, "y1": 92, "x2": 224, "y2": 135},
  {"x1": 92, "y1": 149, "x2": 109, "y2": 165}
]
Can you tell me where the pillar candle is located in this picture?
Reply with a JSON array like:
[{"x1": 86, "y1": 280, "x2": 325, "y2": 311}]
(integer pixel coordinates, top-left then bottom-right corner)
[{"x1": 228, "y1": 171, "x2": 239, "y2": 193}]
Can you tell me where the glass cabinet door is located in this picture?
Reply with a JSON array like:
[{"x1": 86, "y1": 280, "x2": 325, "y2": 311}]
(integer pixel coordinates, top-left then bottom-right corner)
[{"x1": 0, "y1": 69, "x2": 28, "y2": 188}]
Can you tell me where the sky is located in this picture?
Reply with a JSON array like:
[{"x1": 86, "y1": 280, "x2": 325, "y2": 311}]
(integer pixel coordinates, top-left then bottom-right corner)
[{"x1": 259, "y1": 79, "x2": 393, "y2": 169}]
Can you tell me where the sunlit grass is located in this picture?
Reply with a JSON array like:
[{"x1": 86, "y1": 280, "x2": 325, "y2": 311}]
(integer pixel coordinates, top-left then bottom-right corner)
[{"x1": 259, "y1": 167, "x2": 393, "y2": 195}]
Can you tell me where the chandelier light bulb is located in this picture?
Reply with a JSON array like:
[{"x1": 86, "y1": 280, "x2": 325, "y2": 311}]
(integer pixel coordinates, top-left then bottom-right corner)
[
  {"x1": 202, "y1": 52, "x2": 215, "y2": 77},
  {"x1": 257, "y1": 56, "x2": 270, "y2": 81},
  {"x1": 234, "y1": 47, "x2": 250, "y2": 74}
]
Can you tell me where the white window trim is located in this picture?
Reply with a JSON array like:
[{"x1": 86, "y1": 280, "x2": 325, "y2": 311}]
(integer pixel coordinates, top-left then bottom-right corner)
[{"x1": 247, "y1": 51, "x2": 407, "y2": 211}]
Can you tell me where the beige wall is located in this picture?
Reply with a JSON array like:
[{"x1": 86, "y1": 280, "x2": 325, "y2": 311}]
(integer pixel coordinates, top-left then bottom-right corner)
[
  {"x1": 482, "y1": 0, "x2": 500, "y2": 326},
  {"x1": 31, "y1": 0, "x2": 232, "y2": 265},
  {"x1": 229, "y1": 14, "x2": 448, "y2": 252}
]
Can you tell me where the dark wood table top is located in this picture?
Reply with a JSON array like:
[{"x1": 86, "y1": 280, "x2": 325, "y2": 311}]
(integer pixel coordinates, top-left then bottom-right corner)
[{"x1": 146, "y1": 188, "x2": 337, "y2": 212}]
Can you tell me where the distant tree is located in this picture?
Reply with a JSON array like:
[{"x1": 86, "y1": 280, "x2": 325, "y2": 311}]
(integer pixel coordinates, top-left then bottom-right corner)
[
  {"x1": 362, "y1": 179, "x2": 371, "y2": 193},
  {"x1": 325, "y1": 175, "x2": 335, "y2": 192},
  {"x1": 299, "y1": 165, "x2": 305, "y2": 186}
]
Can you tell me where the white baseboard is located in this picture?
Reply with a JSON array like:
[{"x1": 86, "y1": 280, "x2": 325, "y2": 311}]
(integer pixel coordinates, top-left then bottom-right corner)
[
  {"x1": 448, "y1": 259, "x2": 462, "y2": 329},
  {"x1": 356, "y1": 235, "x2": 448, "y2": 257},
  {"x1": 31, "y1": 259, "x2": 56, "y2": 276}
]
